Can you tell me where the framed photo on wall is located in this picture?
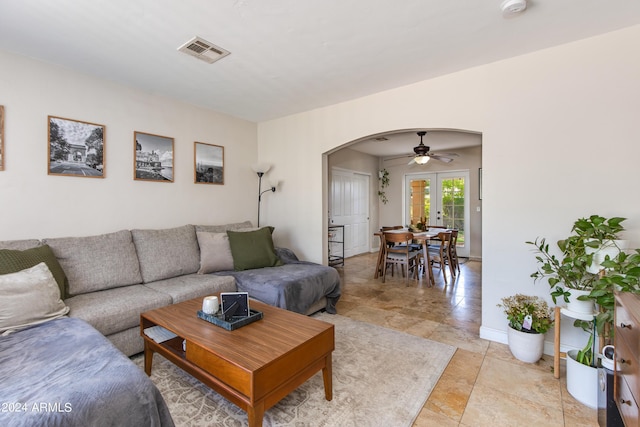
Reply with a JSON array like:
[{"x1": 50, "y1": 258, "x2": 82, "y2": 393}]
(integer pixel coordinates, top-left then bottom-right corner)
[
  {"x1": 194, "y1": 142, "x2": 224, "y2": 184},
  {"x1": 0, "y1": 105, "x2": 4, "y2": 171},
  {"x1": 134, "y1": 131, "x2": 174, "y2": 182},
  {"x1": 48, "y1": 116, "x2": 105, "y2": 178}
]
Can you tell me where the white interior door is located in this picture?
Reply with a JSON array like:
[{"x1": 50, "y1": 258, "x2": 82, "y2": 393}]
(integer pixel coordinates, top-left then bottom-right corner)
[
  {"x1": 330, "y1": 168, "x2": 370, "y2": 258},
  {"x1": 405, "y1": 171, "x2": 470, "y2": 257}
]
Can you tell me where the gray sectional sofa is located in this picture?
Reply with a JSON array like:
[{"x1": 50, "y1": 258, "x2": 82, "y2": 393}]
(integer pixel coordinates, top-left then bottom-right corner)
[{"x1": 0, "y1": 221, "x2": 341, "y2": 357}]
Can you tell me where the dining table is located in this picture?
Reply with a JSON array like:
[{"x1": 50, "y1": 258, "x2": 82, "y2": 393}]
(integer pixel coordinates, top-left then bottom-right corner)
[{"x1": 373, "y1": 228, "x2": 449, "y2": 286}]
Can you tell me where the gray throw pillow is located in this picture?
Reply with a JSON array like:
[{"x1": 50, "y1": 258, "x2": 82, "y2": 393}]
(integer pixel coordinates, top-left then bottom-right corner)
[
  {"x1": 0, "y1": 263, "x2": 69, "y2": 336},
  {"x1": 196, "y1": 231, "x2": 234, "y2": 274}
]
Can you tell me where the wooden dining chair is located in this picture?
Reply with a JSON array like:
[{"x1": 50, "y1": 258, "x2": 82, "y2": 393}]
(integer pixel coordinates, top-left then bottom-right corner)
[
  {"x1": 428, "y1": 231, "x2": 453, "y2": 284},
  {"x1": 381, "y1": 231, "x2": 420, "y2": 283}
]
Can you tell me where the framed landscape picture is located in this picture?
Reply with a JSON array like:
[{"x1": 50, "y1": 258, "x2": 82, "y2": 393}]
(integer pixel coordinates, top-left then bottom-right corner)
[
  {"x1": 194, "y1": 142, "x2": 224, "y2": 184},
  {"x1": 48, "y1": 116, "x2": 105, "y2": 178},
  {"x1": 0, "y1": 105, "x2": 4, "y2": 171},
  {"x1": 134, "y1": 131, "x2": 174, "y2": 182}
]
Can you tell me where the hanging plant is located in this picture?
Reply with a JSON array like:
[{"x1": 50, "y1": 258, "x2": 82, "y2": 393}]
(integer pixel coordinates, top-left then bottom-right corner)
[{"x1": 378, "y1": 169, "x2": 389, "y2": 204}]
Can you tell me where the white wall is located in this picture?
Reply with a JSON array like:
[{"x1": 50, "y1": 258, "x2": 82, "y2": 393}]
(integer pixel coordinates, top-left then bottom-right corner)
[
  {"x1": 258, "y1": 25, "x2": 640, "y2": 350},
  {"x1": 0, "y1": 50, "x2": 258, "y2": 240}
]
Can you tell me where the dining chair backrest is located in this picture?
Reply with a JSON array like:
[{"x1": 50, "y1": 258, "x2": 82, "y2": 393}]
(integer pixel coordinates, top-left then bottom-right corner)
[
  {"x1": 380, "y1": 226, "x2": 403, "y2": 232},
  {"x1": 448, "y1": 229, "x2": 460, "y2": 274},
  {"x1": 449, "y1": 229, "x2": 458, "y2": 247},
  {"x1": 436, "y1": 231, "x2": 452, "y2": 249},
  {"x1": 383, "y1": 231, "x2": 414, "y2": 247},
  {"x1": 381, "y1": 226, "x2": 405, "y2": 248}
]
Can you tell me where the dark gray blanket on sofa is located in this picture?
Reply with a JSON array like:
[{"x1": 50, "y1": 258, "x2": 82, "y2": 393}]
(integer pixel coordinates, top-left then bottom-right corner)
[
  {"x1": 0, "y1": 317, "x2": 174, "y2": 427},
  {"x1": 215, "y1": 248, "x2": 341, "y2": 315}
]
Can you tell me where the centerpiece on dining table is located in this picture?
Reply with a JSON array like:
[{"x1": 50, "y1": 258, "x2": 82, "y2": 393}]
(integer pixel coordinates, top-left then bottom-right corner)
[{"x1": 408, "y1": 217, "x2": 428, "y2": 232}]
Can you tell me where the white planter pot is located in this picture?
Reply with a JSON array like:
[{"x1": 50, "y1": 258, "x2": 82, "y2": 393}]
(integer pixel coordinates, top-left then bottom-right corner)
[
  {"x1": 565, "y1": 288, "x2": 594, "y2": 314},
  {"x1": 507, "y1": 326, "x2": 545, "y2": 363},
  {"x1": 585, "y1": 239, "x2": 627, "y2": 274},
  {"x1": 566, "y1": 349, "x2": 599, "y2": 408}
]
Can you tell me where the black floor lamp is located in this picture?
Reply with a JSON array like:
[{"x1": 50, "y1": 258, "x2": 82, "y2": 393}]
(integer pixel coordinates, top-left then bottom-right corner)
[{"x1": 252, "y1": 163, "x2": 277, "y2": 227}]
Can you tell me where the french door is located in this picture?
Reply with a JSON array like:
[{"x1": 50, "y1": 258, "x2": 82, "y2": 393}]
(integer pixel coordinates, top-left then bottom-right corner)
[{"x1": 404, "y1": 171, "x2": 470, "y2": 257}]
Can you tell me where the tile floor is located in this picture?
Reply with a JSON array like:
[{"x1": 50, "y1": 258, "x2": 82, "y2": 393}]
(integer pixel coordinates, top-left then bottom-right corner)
[{"x1": 334, "y1": 252, "x2": 599, "y2": 427}]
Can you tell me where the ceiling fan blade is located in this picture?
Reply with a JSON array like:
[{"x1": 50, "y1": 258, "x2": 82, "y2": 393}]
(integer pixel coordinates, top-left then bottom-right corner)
[
  {"x1": 407, "y1": 158, "x2": 417, "y2": 165},
  {"x1": 429, "y1": 154, "x2": 454, "y2": 163},
  {"x1": 384, "y1": 154, "x2": 413, "y2": 161}
]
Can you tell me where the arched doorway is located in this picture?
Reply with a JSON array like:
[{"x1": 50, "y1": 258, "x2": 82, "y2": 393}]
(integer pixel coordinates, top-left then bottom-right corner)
[{"x1": 325, "y1": 128, "x2": 482, "y2": 261}]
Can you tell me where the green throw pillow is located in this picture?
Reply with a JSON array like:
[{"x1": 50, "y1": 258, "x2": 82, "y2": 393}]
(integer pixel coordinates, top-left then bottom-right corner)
[
  {"x1": 0, "y1": 245, "x2": 68, "y2": 299},
  {"x1": 227, "y1": 227, "x2": 283, "y2": 271}
]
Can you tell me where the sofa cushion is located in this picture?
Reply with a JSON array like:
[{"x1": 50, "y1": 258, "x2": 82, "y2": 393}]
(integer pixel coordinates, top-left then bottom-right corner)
[
  {"x1": 227, "y1": 227, "x2": 282, "y2": 271},
  {"x1": 0, "y1": 239, "x2": 41, "y2": 251},
  {"x1": 196, "y1": 231, "x2": 234, "y2": 274},
  {"x1": 0, "y1": 263, "x2": 69, "y2": 335},
  {"x1": 65, "y1": 285, "x2": 172, "y2": 336},
  {"x1": 144, "y1": 273, "x2": 236, "y2": 304},
  {"x1": 195, "y1": 221, "x2": 253, "y2": 233},
  {"x1": 0, "y1": 245, "x2": 68, "y2": 299},
  {"x1": 44, "y1": 230, "x2": 143, "y2": 297},
  {"x1": 132, "y1": 225, "x2": 200, "y2": 283}
]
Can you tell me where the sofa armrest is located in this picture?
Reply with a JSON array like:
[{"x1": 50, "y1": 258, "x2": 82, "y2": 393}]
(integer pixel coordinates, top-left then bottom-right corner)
[{"x1": 274, "y1": 247, "x2": 300, "y2": 264}]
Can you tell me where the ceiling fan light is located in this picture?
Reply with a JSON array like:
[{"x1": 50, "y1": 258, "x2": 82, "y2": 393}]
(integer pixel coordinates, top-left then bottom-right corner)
[{"x1": 415, "y1": 156, "x2": 430, "y2": 165}]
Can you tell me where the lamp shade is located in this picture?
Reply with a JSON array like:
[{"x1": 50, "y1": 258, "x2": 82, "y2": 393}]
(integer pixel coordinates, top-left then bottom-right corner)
[
  {"x1": 415, "y1": 156, "x2": 430, "y2": 165},
  {"x1": 251, "y1": 163, "x2": 272, "y2": 174}
]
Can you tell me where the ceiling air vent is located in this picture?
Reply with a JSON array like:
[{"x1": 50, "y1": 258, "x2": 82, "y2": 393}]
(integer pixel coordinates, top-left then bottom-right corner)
[{"x1": 177, "y1": 36, "x2": 230, "y2": 64}]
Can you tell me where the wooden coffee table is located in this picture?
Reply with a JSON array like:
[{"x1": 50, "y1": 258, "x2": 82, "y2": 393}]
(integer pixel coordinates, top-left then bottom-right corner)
[{"x1": 140, "y1": 297, "x2": 334, "y2": 427}]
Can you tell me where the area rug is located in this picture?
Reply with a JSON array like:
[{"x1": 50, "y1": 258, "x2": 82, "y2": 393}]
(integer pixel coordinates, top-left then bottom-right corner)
[{"x1": 132, "y1": 313, "x2": 456, "y2": 427}]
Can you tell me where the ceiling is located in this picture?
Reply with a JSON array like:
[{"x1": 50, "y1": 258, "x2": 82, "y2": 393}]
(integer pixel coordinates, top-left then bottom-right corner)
[{"x1": 1, "y1": 0, "x2": 639, "y2": 128}]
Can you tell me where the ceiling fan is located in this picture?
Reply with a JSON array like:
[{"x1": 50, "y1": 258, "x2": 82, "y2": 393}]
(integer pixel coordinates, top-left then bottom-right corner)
[{"x1": 406, "y1": 131, "x2": 457, "y2": 165}]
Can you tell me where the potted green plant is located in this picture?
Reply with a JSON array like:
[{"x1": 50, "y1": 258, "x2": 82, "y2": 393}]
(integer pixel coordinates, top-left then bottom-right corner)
[
  {"x1": 565, "y1": 320, "x2": 599, "y2": 408},
  {"x1": 586, "y1": 248, "x2": 640, "y2": 344},
  {"x1": 527, "y1": 215, "x2": 626, "y2": 314},
  {"x1": 528, "y1": 215, "x2": 636, "y2": 408},
  {"x1": 378, "y1": 169, "x2": 389, "y2": 205},
  {"x1": 571, "y1": 215, "x2": 626, "y2": 273},
  {"x1": 498, "y1": 294, "x2": 553, "y2": 363}
]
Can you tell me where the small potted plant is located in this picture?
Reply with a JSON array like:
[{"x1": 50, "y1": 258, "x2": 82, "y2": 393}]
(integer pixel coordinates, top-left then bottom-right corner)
[{"x1": 498, "y1": 294, "x2": 553, "y2": 363}]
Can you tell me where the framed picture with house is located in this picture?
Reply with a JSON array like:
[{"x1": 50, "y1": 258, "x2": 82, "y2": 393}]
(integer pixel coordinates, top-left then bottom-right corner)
[
  {"x1": 48, "y1": 116, "x2": 105, "y2": 178},
  {"x1": 0, "y1": 105, "x2": 4, "y2": 171},
  {"x1": 134, "y1": 131, "x2": 174, "y2": 182},
  {"x1": 194, "y1": 142, "x2": 224, "y2": 185}
]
